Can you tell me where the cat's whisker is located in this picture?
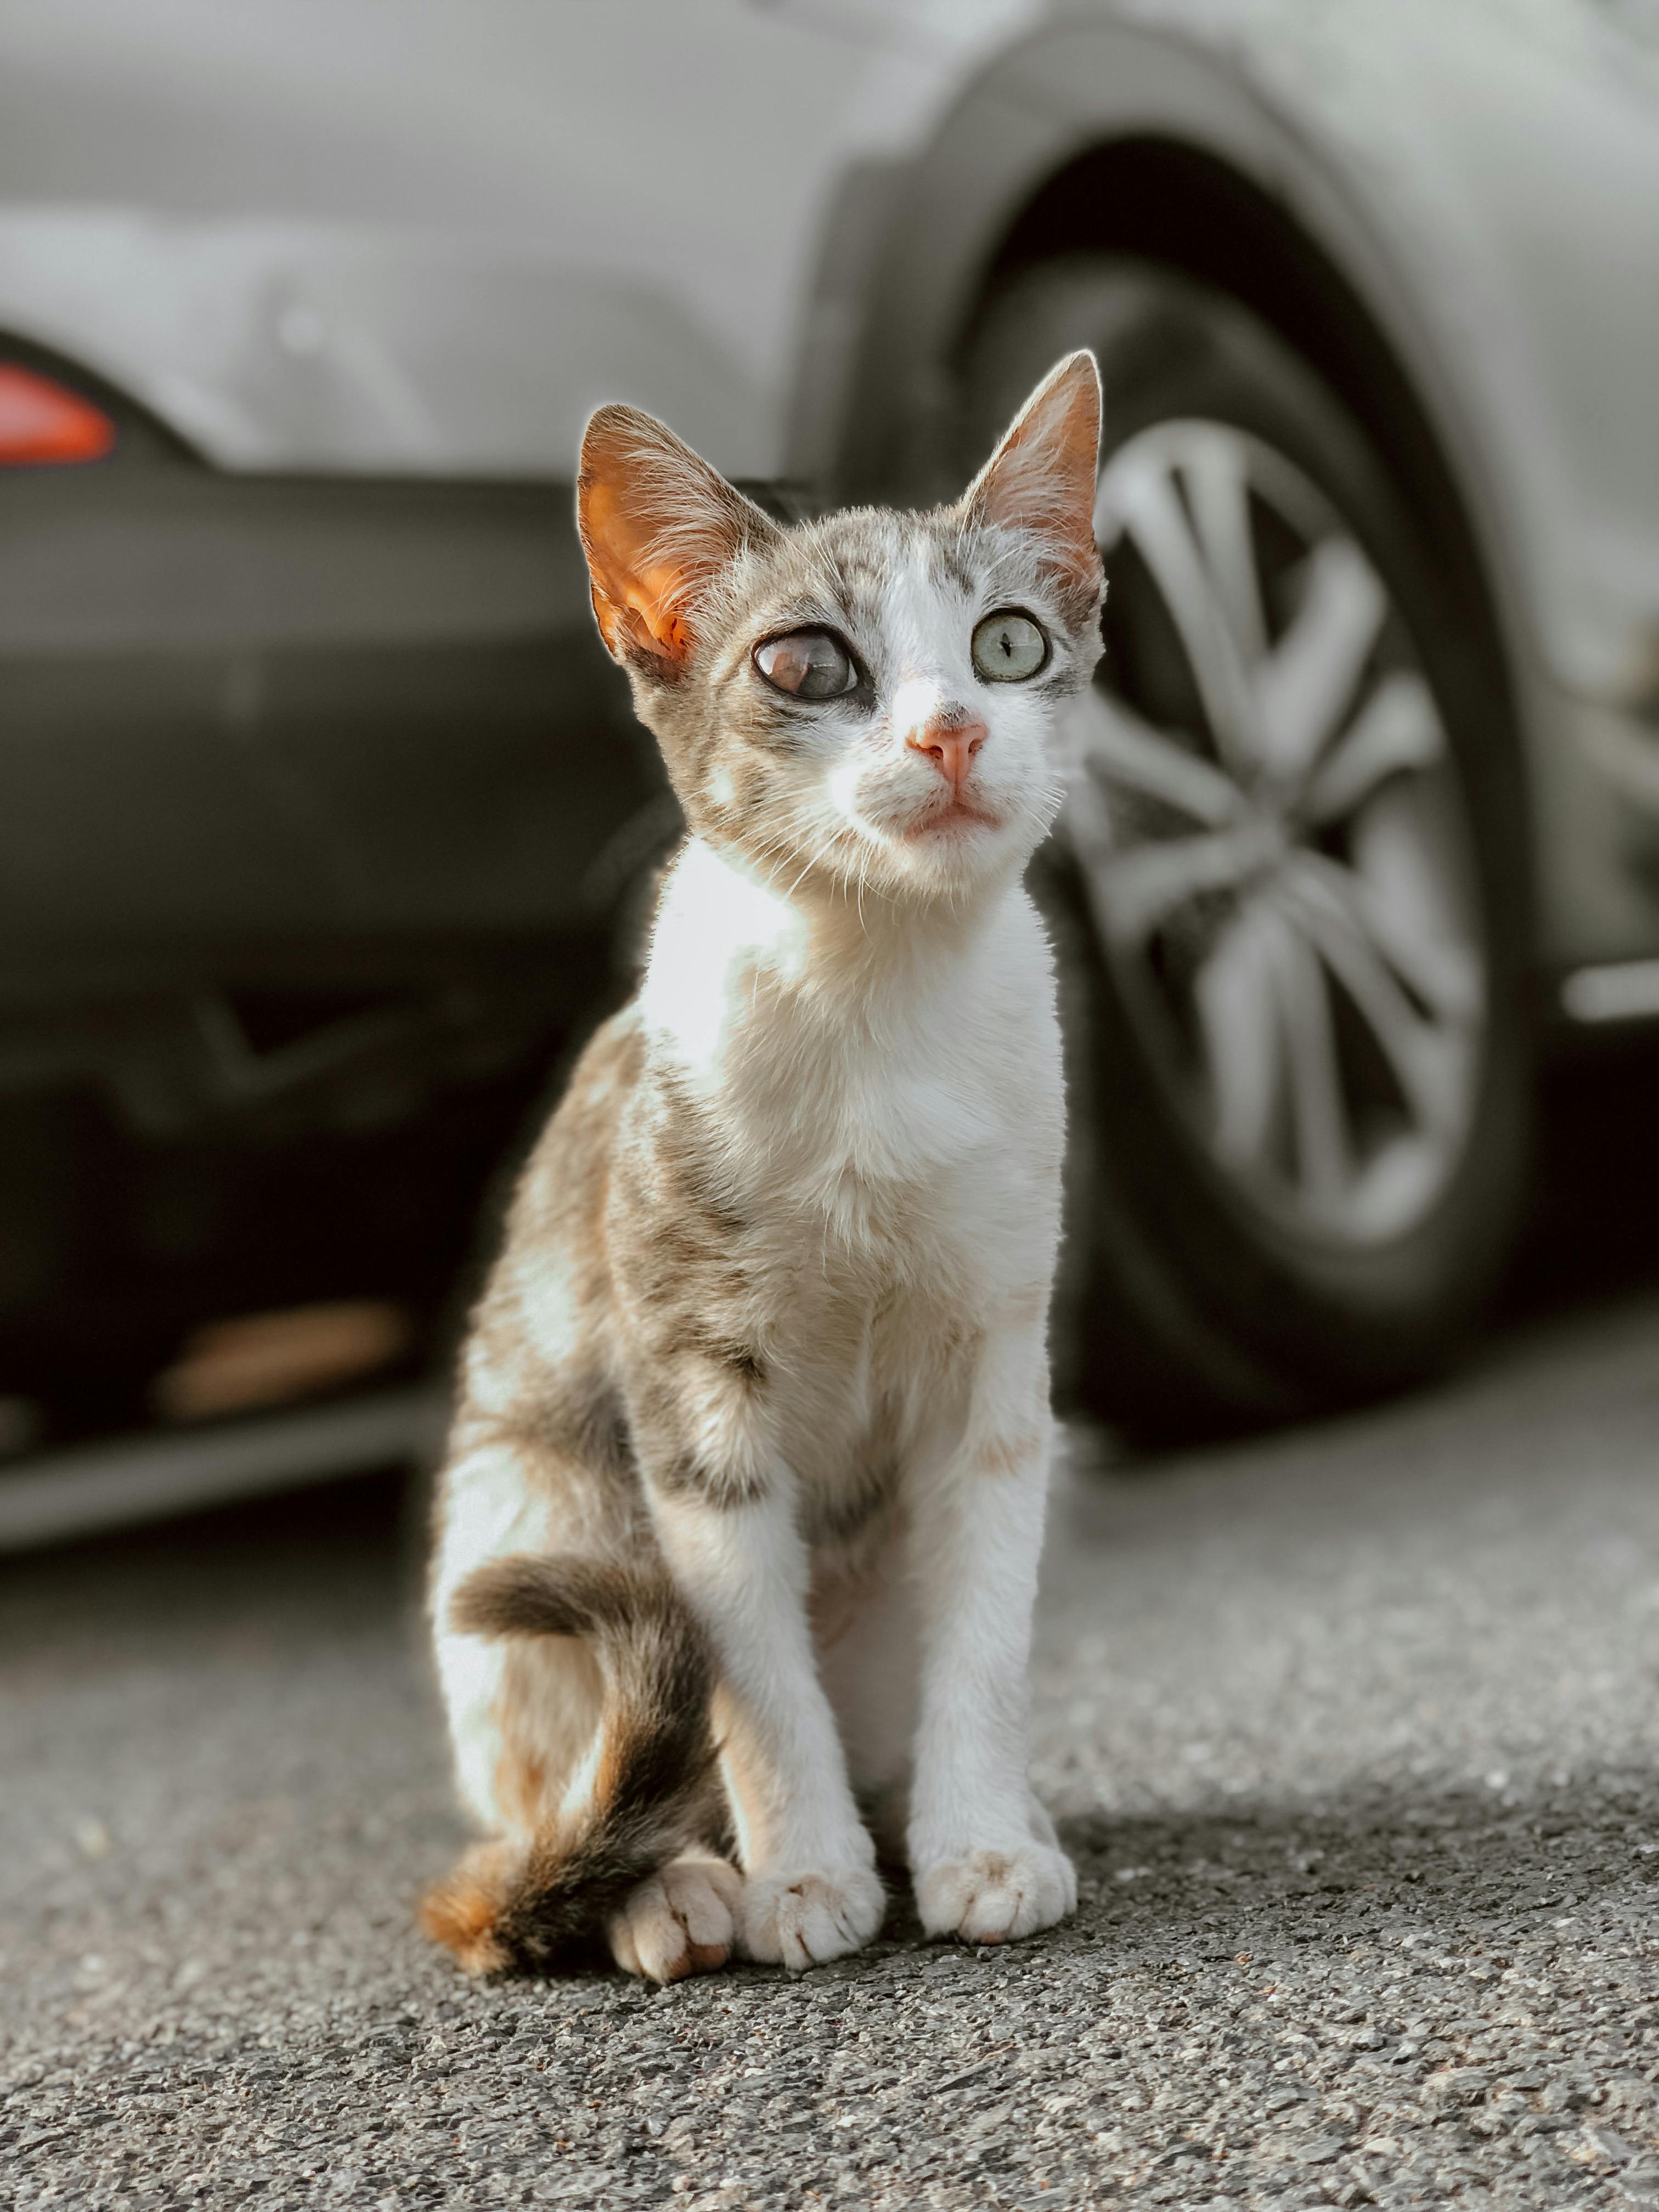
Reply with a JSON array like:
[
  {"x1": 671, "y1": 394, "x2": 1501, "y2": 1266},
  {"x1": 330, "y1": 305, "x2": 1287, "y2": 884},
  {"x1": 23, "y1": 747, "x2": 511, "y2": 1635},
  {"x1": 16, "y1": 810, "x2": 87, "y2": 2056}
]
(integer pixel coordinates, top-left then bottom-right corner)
[{"x1": 780, "y1": 820, "x2": 855, "y2": 907}]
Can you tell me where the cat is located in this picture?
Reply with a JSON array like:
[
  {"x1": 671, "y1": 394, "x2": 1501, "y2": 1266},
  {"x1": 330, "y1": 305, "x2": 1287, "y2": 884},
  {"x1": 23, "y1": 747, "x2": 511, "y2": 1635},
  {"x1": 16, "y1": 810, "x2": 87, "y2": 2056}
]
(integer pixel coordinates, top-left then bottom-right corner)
[{"x1": 421, "y1": 349, "x2": 1104, "y2": 1982}]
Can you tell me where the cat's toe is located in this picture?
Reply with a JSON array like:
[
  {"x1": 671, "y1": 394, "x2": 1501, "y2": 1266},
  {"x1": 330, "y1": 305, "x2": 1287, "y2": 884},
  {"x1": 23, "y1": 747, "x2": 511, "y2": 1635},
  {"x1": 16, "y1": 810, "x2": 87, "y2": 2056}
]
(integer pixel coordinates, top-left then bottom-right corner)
[
  {"x1": 914, "y1": 1842, "x2": 1076, "y2": 1945},
  {"x1": 740, "y1": 1865, "x2": 886, "y2": 1971},
  {"x1": 607, "y1": 1855, "x2": 742, "y2": 1984}
]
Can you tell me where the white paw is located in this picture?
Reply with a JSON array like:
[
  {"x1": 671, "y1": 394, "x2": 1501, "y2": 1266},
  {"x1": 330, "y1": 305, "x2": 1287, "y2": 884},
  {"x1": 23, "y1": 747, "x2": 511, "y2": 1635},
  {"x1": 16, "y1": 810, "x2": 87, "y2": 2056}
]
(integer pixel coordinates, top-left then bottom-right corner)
[
  {"x1": 914, "y1": 1842, "x2": 1077, "y2": 1945},
  {"x1": 740, "y1": 1865, "x2": 886, "y2": 1971},
  {"x1": 1026, "y1": 1791, "x2": 1062, "y2": 1854},
  {"x1": 607, "y1": 1855, "x2": 742, "y2": 1984}
]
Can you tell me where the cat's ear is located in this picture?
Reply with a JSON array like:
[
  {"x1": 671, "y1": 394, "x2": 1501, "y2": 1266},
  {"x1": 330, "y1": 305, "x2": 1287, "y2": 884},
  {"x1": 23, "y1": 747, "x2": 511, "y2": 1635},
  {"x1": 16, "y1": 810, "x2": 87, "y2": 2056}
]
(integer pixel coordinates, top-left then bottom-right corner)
[
  {"x1": 962, "y1": 351, "x2": 1102, "y2": 589},
  {"x1": 578, "y1": 405, "x2": 778, "y2": 674}
]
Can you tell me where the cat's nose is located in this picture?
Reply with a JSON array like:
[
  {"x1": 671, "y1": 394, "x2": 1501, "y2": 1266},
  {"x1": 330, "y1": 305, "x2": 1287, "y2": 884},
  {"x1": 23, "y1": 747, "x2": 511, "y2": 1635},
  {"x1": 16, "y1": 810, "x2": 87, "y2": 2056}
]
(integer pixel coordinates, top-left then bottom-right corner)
[{"x1": 906, "y1": 714, "x2": 987, "y2": 794}]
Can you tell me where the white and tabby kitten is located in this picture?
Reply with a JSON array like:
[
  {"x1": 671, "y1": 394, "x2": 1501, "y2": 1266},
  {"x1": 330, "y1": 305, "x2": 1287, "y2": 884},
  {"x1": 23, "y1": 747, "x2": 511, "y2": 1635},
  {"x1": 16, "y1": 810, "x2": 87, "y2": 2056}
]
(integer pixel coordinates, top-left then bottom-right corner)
[{"x1": 423, "y1": 352, "x2": 1104, "y2": 1982}]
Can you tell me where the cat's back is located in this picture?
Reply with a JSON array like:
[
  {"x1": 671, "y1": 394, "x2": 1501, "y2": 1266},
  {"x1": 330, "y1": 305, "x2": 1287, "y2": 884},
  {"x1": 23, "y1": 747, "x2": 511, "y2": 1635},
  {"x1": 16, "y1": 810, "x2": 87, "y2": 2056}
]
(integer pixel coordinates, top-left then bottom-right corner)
[
  {"x1": 506, "y1": 1002, "x2": 646, "y2": 1249},
  {"x1": 457, "y1": 1001, "x2": 647, "y2": 1418}
]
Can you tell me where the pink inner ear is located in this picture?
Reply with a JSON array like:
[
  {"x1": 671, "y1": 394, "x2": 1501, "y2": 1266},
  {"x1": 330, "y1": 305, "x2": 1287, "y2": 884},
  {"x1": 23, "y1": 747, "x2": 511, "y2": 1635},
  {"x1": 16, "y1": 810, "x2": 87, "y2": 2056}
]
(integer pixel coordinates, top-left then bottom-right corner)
[
  {"x1": 582, "y1": 473, "x2": 694, "y2": 663},
  {"x1": 577, "y1": 404, "x2": 766, "y2": 671},
  {"x1": 969, "y1": 353, "x2": 1102, "y2": 586}
]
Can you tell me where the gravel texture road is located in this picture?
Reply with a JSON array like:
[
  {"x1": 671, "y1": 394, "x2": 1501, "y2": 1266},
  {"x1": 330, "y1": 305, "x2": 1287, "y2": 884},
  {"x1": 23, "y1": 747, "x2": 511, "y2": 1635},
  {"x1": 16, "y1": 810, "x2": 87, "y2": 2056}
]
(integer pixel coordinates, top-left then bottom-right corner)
[{"x1": 7, "y1": 1293, "x2": 1659, "y2": 2209}]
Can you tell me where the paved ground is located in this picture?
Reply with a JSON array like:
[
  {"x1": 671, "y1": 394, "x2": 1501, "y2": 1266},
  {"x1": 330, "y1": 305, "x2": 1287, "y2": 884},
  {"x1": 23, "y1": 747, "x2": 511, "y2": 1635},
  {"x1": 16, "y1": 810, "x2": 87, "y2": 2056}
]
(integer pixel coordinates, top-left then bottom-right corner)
[{"x1": 7, "y1": 1292, "x2": 1659, "y2": 2210}]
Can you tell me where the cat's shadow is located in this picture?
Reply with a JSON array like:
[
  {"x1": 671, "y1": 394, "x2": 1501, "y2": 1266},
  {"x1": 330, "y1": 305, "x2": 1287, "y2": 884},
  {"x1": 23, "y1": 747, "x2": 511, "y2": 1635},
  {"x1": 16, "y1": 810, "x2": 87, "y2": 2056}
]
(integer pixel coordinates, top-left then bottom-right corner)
[{"x1": 836, "y1": 1778, "x2": 1658, "y2": 1971}]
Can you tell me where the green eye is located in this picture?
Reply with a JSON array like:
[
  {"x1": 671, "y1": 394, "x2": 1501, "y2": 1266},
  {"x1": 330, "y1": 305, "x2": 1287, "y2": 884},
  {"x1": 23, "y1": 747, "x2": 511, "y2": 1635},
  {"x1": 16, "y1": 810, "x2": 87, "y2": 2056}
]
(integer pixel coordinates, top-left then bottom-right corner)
[
  {"x1": 753, "y1": 629, "x2": 856, "y2": 700},
  {"x1": 972, "y1": 610, "x2": 1049, "y2": 684}
]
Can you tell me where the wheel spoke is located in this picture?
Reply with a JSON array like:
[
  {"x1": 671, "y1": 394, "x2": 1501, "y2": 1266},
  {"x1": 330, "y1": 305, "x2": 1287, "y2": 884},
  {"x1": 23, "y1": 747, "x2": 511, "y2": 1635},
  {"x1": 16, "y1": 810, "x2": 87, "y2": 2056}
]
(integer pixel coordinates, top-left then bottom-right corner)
[
  {"x1": 1090, "y1": 819, "x2": 1282, "y2": 947},
  {"x1": 1255, "y1": 537, "x2": 1386, "y2": 781},
  {"x1": 1302, "y1": 670, "x2": 1443, "y2": 823},
  {"x1": 1350, "y1": 787, "x2": 1480, "y2": 998},
  {"x1": 1070, "y1": 689, "x2": 1242, "y2": 828},
  {"x1": 1182, "y1": 430, "x2": 1267, "y2": 665},
  {"x1": 1286, "y1": 849, "x2": 1482, "y2": 1023},
  {"x1": 1195, "y1": 903, "x2": 1283, "y2": 1167},
  {"x1": 1109, "y1": 449, "x2": 1266, "y2": 775},
  {"x1": 1289, "y1": 885, "x2": 1468, "y2": 1136},
  {"x1": 1273, "y1": 922, "x2": 1352, "y2": 1210}
]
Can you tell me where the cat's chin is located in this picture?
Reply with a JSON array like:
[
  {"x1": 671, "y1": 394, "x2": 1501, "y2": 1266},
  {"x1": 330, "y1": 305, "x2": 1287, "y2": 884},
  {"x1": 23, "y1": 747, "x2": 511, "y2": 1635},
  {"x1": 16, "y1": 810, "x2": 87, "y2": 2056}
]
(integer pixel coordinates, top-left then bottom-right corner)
[{"x1": 878, "y1": 800, "x2": 1039, "y2": 895}]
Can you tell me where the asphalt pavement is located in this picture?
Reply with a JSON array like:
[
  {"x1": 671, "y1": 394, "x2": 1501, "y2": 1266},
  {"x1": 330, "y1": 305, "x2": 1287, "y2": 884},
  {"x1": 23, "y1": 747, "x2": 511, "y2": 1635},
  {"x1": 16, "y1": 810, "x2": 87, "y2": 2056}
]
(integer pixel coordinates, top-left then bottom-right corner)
[{"x1": 7, "y1": 1291, "x2": 1659, "y2": 2210}]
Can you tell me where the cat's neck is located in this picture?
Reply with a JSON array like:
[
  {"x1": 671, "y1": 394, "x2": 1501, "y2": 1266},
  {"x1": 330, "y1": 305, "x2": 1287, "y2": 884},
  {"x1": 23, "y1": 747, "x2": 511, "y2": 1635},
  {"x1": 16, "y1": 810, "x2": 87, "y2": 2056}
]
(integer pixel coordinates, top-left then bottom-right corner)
[{"x1": 639, "y1": 832, "x2": 1024, "y2": 1066}]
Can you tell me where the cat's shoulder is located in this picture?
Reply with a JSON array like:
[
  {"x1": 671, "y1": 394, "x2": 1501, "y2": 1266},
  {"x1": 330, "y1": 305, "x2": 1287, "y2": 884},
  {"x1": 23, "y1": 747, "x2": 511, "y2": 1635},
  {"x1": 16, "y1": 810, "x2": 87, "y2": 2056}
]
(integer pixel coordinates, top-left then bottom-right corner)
[
  {"x1": 551, "y1": 1001, "x2": 649, "y2": 1135},
  {"x1": 977, "y1": 882, "x2": 1062, "y2": 1023},
  {"x1": 505, "y1": 1000, "x2": 648, "y2": 1228}
]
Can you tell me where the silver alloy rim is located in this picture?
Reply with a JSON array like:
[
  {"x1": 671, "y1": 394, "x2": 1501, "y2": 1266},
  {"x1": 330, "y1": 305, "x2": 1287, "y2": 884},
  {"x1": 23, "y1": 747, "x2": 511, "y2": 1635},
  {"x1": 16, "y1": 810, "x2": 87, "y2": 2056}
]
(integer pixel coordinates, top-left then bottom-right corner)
[{"x1": 1064, "y1": 420, "x2": 1486, "y2": 1248}]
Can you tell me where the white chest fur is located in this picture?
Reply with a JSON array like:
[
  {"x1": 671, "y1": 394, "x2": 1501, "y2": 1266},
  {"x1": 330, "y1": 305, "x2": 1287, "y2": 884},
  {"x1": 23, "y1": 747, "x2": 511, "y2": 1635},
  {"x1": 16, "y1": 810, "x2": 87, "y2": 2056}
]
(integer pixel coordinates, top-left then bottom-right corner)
[{"x1": 639, "y1": 838, "x2": 1063, "y2": 1267}]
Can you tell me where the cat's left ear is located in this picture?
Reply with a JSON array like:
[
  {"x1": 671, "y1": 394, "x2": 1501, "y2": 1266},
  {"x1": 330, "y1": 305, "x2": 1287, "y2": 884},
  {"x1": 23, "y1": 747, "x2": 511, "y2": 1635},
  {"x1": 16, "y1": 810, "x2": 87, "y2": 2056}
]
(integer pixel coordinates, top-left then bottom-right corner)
[
  {"x1": 962, "y1": 351, "x2": 1102, "y2": 591},
  {"x1": 578, "y1": 404, "x2": 778, "y2": 676}
]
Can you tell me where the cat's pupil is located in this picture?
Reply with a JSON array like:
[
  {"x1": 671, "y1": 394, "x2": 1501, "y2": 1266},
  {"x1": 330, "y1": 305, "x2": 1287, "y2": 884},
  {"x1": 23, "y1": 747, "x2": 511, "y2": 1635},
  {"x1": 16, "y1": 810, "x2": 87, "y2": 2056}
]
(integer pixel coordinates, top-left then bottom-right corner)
[{"x1": 754, "y1": 629, "x2": 854, "y2": 700}]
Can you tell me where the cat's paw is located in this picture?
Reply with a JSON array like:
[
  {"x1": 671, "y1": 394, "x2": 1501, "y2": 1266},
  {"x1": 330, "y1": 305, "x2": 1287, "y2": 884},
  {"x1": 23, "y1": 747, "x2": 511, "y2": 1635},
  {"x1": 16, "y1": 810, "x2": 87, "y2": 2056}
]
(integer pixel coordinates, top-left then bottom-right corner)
[
  {"x1": 607, "y1": 1855, "x2": 742, "y2": 1984},
  {"x1": 914, "y1": 1842, "x2": 1077, "y2": 1946},
  {"x1": 740, "y1": 1865, "x2": 886, "y2": 1971}
]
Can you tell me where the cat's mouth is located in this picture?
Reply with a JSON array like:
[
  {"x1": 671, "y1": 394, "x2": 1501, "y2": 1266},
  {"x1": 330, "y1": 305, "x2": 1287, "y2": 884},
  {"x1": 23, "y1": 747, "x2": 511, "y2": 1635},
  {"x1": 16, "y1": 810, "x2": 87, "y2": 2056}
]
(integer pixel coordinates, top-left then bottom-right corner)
[{"x1": 901, "y1": 795, "x2": 1003, "y2": 840}]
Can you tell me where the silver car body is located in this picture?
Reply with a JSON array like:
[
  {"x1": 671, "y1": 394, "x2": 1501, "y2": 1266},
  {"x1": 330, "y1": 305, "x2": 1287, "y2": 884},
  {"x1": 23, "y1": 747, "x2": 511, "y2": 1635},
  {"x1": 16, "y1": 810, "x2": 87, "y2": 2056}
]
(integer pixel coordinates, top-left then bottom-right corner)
[{"x1": 2, "y1": 0, "x2": 1657, "y2": 975}]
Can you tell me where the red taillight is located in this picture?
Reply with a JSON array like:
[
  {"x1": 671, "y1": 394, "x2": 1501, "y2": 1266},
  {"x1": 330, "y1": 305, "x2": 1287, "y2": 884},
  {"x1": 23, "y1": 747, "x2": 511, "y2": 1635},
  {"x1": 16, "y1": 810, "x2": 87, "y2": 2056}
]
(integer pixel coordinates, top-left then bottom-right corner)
[{"x1": 0, "y1": 363, "x2": 116, "y2": 465}]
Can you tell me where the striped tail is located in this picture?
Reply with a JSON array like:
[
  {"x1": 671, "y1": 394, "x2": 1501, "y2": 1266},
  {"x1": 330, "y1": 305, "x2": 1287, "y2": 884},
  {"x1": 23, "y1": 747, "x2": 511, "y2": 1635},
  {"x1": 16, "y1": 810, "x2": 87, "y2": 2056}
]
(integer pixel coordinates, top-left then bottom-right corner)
[{"x1": 420, "y1": 1555, "x2": 719, "y2": 1976}]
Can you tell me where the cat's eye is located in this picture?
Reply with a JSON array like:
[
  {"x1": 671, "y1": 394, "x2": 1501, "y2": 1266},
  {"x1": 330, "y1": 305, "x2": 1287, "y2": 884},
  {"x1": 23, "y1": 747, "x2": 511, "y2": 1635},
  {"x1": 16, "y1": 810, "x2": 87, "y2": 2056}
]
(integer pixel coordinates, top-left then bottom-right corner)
[
  {"x1": 972, "y1": 610, "x2": 1049, "y2": 684},
  {"x1": 753, "y1": 629, "x2": 857, "y2": 701}
]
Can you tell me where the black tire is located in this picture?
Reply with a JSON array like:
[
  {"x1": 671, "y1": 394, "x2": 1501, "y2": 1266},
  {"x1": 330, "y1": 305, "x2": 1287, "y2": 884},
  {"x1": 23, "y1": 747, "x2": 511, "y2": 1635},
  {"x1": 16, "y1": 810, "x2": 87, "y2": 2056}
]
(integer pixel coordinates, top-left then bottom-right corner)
[{"x1": 961, "y1": 258, "x2": 1532, "y2": 1443}]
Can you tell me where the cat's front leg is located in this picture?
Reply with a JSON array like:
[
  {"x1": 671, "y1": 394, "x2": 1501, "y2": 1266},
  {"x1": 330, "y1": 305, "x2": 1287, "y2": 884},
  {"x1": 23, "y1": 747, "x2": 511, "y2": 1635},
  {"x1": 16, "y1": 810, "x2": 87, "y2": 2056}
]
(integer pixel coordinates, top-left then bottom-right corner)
[
  {"x1": 644, "y1": 1458, "x2": 885, "y2": 1970},
  {"x1": 906, "y1": 1319, "x2": 1075, "y2": 1945}
]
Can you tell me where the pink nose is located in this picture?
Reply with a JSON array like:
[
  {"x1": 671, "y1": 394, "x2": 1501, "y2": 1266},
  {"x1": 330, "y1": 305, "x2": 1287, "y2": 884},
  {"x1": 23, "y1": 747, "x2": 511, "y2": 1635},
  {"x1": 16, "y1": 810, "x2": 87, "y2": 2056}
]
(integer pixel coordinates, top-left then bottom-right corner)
[{"x1": 906, "y1": 714, "x2": 987, "y2": 795}]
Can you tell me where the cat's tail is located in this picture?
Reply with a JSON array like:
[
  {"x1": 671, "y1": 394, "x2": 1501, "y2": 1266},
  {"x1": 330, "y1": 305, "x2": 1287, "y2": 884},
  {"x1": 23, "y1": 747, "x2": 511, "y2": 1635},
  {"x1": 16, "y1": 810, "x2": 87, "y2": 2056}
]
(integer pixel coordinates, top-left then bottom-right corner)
[{"x1": 419, "y1": 1554, "x2": 720, "y2": 1977}]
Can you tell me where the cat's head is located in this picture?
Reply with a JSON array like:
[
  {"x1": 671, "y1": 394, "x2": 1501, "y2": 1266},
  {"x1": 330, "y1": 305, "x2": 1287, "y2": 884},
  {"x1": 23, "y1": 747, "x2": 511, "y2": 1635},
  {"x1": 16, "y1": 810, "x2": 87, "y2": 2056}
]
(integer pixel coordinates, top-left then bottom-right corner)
[{"x1": 577, "y1": 353, "x2": 1103, "y2": 905}]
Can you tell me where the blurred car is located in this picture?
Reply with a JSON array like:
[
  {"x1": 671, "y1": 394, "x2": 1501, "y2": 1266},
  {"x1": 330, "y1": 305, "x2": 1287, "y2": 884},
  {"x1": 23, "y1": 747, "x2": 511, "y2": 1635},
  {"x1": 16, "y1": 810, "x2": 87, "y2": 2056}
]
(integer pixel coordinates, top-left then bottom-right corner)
[{"x1": 4, "y1": 0, "x2": 1659, "y2": 1534}]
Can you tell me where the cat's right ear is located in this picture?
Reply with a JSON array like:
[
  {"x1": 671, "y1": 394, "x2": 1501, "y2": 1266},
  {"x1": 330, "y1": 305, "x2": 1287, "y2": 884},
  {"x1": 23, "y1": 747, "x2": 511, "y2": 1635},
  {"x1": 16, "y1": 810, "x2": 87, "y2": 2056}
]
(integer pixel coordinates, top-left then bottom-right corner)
[
  {"x1": 577, "y1": 405, "x2": 777, "y2": 676},
  {"x1": 962, "y1": 351, "x2": 1102, "y2": 595}
]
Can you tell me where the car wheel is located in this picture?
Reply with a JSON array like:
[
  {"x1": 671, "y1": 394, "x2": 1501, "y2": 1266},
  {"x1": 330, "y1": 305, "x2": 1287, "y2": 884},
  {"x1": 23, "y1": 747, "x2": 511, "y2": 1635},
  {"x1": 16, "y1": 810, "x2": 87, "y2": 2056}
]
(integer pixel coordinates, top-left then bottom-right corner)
[{"x1": 962, "y1": 257, "x2": 1532, "y2": 1440}]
